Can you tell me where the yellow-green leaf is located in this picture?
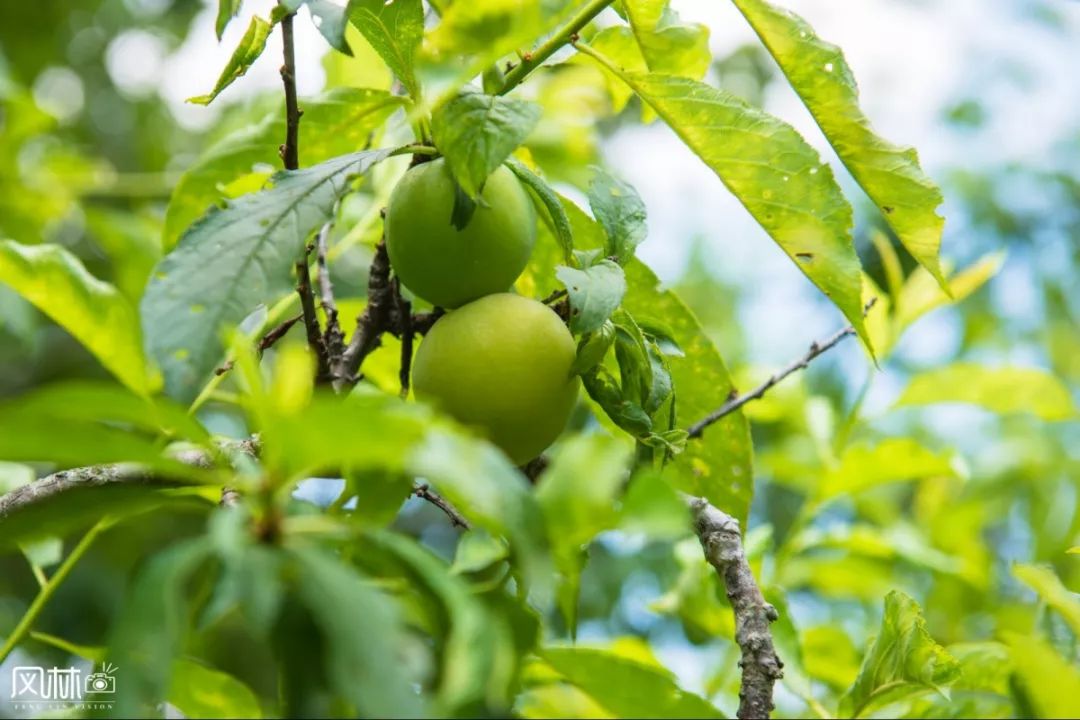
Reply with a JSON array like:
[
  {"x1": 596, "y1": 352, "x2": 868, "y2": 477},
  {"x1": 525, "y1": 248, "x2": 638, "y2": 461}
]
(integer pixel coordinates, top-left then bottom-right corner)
[
  {"x1": 623, "y1": 0, "x2": 710, "y2": 80},
  {"x1": 188, "y1": 16, "x2": 273, "y2": 105},
  {"x1": 819, "y1": 438, "x2": 957, "y2": 500},
  {"x1": 0, "y1": 240, "x2": 156, "y2": 394},
  {"x1": 579, "y1": 48, "x2": 869, "y2": 349},
  {"x1": 839, "y1": 591, "x2": 960, "y2": 718},
  {"x1": 732, "y1": 0, "x2": 947, "y2": 287},
  {"x1": 1004, "y1": 632, "x2": 1080, "y2": 720},
  {"x1": 1013, "y1": 563, "x2": 1080, "y2": 637},
  {"x1": 896, "y1": 364, "x2": 1077, "y2": 421}
]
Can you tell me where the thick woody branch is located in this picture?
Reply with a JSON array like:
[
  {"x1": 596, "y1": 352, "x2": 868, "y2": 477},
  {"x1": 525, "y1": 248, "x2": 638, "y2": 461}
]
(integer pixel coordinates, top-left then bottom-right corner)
[
  {"x1": 334, "y1": 237, "x2": 445, "y2": 391},
  {"x1": 689, "y1": 497, "x2": 783, "y2": 719},
  {"x1": 336, "y1": 239, "x2": 395, "y2": 388},
  {"x1": 687, "y1": 299, "x2": 877, "y2": 439},
  {"x1": 0, "y1": 439, "x2": 259, "y2": 521}
]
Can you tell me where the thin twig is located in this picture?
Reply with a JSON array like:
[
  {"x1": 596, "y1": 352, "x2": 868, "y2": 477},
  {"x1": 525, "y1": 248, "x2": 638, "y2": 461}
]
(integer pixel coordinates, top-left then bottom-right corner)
[
  {"x1": 295, "y1": 246, "x2": 332, "y2": 383},
  {"x1": 412, "y1": 483, "x2": 470, "y2": 530},
  {"x1": 394, "y1": 278, "x2": 413, "y2": 398},
  {"x1": 687, "y1": 299, "x2": 877, "y2": 439},
  {"x1": 689, "y1": 497, "x2": 783, "y2": 719},
  {"x1": 316, "y1": 221, "x2": 345, "y2": 362},
  {"x1": 215, "y1": 313, "x2": 304, "y2": 375},
  {"x1": 279, "y1": 13, "x2": 301, "y2": 171},
  {"x1": 498, "y1": 0, "x2": 616, "y2": 95}
]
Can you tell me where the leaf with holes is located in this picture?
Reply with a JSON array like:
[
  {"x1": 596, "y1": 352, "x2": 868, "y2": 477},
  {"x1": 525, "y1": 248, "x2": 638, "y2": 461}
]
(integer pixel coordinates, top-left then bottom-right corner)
[
  {"x1": 556, "y1": 260, "x2": 626, "y2": 335},
  {"x1": 732, "y1": 0, "x2": 947, "y2": 287},
  {"x1": 580, "y1": 50, "x2": 869, "y2": 350},
  {"x1": 142, "y1": 149, "x2": 393, "y2": 403},
  {"x1": 588, "y1": 166, "x2": 647, "y2": 264}
]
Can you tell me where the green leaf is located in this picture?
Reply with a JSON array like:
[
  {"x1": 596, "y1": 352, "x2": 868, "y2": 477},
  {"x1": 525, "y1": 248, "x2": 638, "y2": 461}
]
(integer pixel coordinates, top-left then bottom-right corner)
[
  {"x1": 582, "y1": 26, "x2": 645, "y2": 114},
  {"x1": 894, "y1": 252, "x2": 1003, "y2": 335},
  {"x1": 215, "y1": 0, "x2": 242, "y2": 39},
  {"x1": 617, "y1": 469, "x2": 688, "y2": 540},
  {"x1": 896, "y1": 364, "x2": 1078, "y2": 421},
  {"x1": 819, "y1": 438, "x2": 957, "y2": 500},
  {"x1": 357, "y1": 531, "x2": 518, "y2": 713},
  {"x1": 872, "y1": 251, "x2": 1003, "y2": 357},
  {"x1": 552, "y1": 197, "x2": 751, "y2": 523},
  {"x1": 623, "y1": 0, "x2": 711, "y2": 80},
  {"x1": 540, "y1": 645, "x2": 724, "y2": 718},
  {"x1": 0, "y1": 240, "x2": 156, "y2": 395},
  {"x1": 506, "y1": 158, "x2": 574, "y2": 263},
  {"x1": 1013, "y1": 563, "x2": 1080, "y2": 637},
  {"x1": 536, "y1": 435, "x2": 633, "y2": 635},
  {"x1": 188, "y1": 15, "x2": 273, "y2": 105},
  {"x1": 731, "y1": 0, "x2": 947, "y2": 287},
  {"x1": 143, "y1": 149, "x2": 393, "y2": 402},
  {"x1": 169, "y1": 659, "x2": 263, "y2": 719},
  {"x1": 288, "y1": 544, "x2": 426, "y2": 717},
  {"x1": 432, "y1": 91, "x2": 541, "y2": 198},
  {"x1": 9, "y1": 380, "x2": 209, "y2": 443},
  {"x1": 839, "y1": 590, "x2": 960, "y2": 718},
  {"x1": 420, "y1": 0, "x2": 582, "y2": 106},
  {"x1": 110, "y1": 538, "x2": 213, "y2": 717},
  {"x1": 557, "y1": 261, "x2": 627, "y2": 334},
  {"x1": 582, "y1": 366, "x2": 652, "y2": 436},
  {"x1": 579, "y1": 50, "x2": 869, "y2": 349},
  {"x1": 588, "y1": 166, "x2": 647, "y2": 264},
  {"x1": 260, "y1": 391, "x2": 429, "y2": 480},
  {"x1": 165, "y1": 88, "x2": 406, "y2": 249},
  {"x1": 409, "y1": 428, "x2": 551, "y2": 592},
  {"x1": 802, "y1": 625, "x2": 861, "y2": 689},
  {"x1": 347, "y1": 0, "x2": 422, "y2": 97},
  {"x1": 571, "y1": 320, "x2": 617, "y2": 375},
  {"x1": 307, "y1": 0, "x2": 352, "y2": 55},
  {"x1": 1004, "y1": 632, "x2": 1080, "y2": 719},
  {"x1": 83, "y1": 207, "x2": 162, "y2": 304}
]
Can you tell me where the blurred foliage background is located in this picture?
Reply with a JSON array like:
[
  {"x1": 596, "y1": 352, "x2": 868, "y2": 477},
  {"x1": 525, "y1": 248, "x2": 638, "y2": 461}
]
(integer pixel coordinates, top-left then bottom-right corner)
[{"x1": 0, "y1": 0, "x2": 1078, "y2": 717}]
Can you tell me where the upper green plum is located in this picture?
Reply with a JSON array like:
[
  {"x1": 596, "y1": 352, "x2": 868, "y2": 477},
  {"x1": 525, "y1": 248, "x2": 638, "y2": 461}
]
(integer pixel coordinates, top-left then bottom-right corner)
[
  {"x1": 384, "y1": 158, "x2": 536, "y2": 308},
  {"x1": 412, "y1": 293, "x2": 579, "y2": 465}
]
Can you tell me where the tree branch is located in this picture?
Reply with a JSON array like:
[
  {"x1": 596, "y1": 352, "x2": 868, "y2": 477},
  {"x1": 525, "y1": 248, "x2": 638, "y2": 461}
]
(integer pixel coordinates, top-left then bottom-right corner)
[
  {"x1": 498, "y1": 0, "x2": 616, "y2": 95},
  {"x1": 689, "y1": 497, "x2": 783, "y2": 720},
  {"x1": 335, "y1": 238, "x2": 395, "y2": 389},
  {"x1": 296, "y1": 246, "x2": 332, "y2": 383},
  {"x1": 687, "y1": 299, "x2": 877, "y2": 439},
  {"x1": 279, "y1": 13, "x2": 301, "y2": 171},
  {"x1": 412, "y1": 483, "x2": 470, "y2": 530},
  {"x1": 0, "y1": 439, "x2": 259, "y2": 522},
  {"x1": 315, "y1": 220, "x2": 345, "y2": 362}
]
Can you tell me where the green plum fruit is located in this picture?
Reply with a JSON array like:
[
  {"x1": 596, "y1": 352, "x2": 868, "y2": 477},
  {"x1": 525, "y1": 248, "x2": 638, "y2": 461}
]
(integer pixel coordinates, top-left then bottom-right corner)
[
  {"x1": 385, "y1": 158, "x2": 536, "y2": 308},
  {"x1": 412, "y1": 293, "x2": 579, "y2": 464}
]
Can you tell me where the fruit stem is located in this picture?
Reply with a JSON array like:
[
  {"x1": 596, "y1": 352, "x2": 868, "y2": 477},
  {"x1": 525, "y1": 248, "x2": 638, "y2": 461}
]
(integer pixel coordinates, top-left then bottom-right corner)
[{"x1": 497, "y1": 0, "x2": 616, "y2": 95}]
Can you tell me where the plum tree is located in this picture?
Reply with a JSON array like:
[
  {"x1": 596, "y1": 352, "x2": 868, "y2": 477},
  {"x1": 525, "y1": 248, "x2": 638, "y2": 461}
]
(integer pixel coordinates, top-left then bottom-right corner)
[
  {"x1": 384, "y1": 158, "x2": 536, "y2": 309},
  {"x1": 412, "y1": 293, "x2": 579, "y2": 464}
]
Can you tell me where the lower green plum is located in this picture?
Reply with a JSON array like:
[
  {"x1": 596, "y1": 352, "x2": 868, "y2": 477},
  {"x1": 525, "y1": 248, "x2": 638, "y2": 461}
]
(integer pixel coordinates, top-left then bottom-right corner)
[{"x1": 412, "y1": 293, "x2": 579, "y2": 465}]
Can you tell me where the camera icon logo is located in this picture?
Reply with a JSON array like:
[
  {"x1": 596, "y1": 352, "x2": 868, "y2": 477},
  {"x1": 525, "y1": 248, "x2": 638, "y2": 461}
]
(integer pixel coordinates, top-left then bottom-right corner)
[{"x1": 84, "y1": 664, "x2": 118, "y2": 695}]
